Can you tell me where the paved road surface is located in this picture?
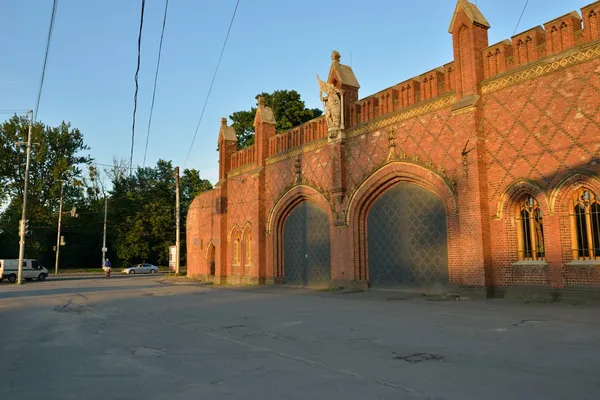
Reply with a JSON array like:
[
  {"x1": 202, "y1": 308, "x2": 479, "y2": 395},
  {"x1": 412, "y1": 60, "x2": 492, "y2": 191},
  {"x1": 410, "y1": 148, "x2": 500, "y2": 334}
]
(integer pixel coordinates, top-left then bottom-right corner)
[{"x1": 1, "y1": 277, "x2": 599, "y2": 399}]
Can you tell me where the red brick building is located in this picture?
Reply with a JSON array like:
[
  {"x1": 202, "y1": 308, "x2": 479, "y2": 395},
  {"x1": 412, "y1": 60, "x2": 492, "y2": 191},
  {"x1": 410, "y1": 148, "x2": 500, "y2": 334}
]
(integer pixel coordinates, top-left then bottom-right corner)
[{"x1": 187, "y1": 0, "x2": 600, "y2": 298}]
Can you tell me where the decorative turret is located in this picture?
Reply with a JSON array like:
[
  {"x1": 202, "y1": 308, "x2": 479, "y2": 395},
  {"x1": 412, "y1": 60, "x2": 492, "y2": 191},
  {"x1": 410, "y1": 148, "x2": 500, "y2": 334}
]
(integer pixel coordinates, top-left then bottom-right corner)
[
  {"x1": 254, "y1": 96, "x2": 276, "y2": 167},
  {"x1": 327, "y1": 51, "x2": 359, "y2": 133},
  {"x1": 218, "y1": 117, "x2": 237, "y2": 181},
  {"x1": 449, "y1": 0, "x2": 490, "y2": 100}
]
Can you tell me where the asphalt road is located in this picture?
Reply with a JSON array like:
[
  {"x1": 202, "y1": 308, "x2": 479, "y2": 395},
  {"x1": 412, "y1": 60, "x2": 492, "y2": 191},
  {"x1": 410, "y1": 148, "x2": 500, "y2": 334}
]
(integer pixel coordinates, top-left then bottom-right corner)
[{"x1": 1, "y1": 277, "x2": 599, "y2": 400}]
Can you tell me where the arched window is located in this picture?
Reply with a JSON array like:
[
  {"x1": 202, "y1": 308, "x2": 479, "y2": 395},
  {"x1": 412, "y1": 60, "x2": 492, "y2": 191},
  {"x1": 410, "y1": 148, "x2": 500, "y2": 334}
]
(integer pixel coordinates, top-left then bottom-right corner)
[
  {"x1": 231, "y1": 229, "x2": 241, "y2": 266},
  {"x1": 571, "y1": 188, "x2": 600, "y2": 260},
  {"x1": 516, "y1": 195, "x2": 545, "y2": 260},
  {"x1": 243, "y1": 228, "x2": 252, "y2": 267}
]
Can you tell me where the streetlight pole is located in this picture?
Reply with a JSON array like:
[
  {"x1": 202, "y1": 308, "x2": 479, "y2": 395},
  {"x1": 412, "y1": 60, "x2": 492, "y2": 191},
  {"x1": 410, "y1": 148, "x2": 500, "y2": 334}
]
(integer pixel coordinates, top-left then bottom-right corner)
[
  {"x1": 54, "y1": 181, "x2": 64, "y2": 275},
  {"x1": 175, "y1": 166, "x2": 180, "y2": 275},
  {"x1": 17, "y1": 109, "x2": 34, "y2": 285},
  {"x1": 102, "y1": 195, "x2": 108, "y2": 267}
]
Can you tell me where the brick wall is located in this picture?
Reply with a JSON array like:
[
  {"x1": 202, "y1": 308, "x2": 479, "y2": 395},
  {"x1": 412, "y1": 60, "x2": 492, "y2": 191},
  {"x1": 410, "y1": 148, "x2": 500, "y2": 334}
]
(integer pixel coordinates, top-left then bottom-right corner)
[{"x1": 187, "y1": 0, "x2": 600, "y2": 292}]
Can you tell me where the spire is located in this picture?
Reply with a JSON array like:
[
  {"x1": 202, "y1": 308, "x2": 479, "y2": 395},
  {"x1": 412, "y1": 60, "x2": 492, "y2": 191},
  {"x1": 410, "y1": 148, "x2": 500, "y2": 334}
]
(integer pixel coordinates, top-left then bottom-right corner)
[
  {"x1": 218, "y1": 117, "x2": 237, "y2": 143},
  {"x1": 449, "y1": 0, "x2": 490, "y2": 33},
  {"x1": 255, "y1": 96, "x2": 275, "y2": 125}
]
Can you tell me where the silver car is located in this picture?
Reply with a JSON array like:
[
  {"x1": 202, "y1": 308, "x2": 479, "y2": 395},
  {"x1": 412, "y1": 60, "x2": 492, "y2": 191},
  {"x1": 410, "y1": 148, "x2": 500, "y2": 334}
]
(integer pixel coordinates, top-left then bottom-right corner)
[{"x1": 123, "y1": 263, "x2": 159, "y2": 275}]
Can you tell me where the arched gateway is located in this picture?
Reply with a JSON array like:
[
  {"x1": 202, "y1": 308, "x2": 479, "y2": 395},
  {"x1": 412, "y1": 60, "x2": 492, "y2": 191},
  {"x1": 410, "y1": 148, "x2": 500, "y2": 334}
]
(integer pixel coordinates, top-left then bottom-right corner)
[
  {"x1": 283, "y1": 201, "x2": 331, "y2": 286},
  {"x1": 367, "y1": 182, "x2": 448, "y2": 287}
]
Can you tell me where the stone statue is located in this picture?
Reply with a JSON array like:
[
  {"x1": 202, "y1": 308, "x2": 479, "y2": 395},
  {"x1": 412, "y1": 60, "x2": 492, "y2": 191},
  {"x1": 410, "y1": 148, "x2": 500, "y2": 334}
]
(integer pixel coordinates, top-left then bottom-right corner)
[{"x1": 317, "y1": 74, "x2": 342, "y2": 131}]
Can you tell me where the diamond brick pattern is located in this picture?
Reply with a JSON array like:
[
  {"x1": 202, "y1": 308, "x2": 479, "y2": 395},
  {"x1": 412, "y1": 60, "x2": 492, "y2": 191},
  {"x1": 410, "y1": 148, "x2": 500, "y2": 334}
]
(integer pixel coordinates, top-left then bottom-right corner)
[
  {"x1": 345, "y1": 108, "x2": 461, "y2": 194},
  {"x1": 283, "y1": 201, "x2": 331, "y2": 285},
  {"x1": 367, "y1": 183, "x2": 448, "y2": 286},
  {"x1": 482, "y1": 59, "x2": 600, "y2": 210}
]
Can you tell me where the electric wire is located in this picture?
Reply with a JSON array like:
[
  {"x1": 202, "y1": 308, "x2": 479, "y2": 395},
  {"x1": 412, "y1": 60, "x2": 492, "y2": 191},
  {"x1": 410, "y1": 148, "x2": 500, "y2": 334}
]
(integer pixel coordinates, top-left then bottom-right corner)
[
  {"x1": 0, "y1": 109, "x2": 29, "y2": 115},
  {"x1": 513, "y1": 0, "x2": 529, "y2": 36},
  {"x1": 130, "y1": 0, "x2": 146, "y2": 174},
  {"x1": 143, "y1": 0, "x2": 170, "y2": 167},
  {"x1": 34, "y1": 0, "x2": 59, "y2": 122},
  {"x1": 184, "y1": 0, "x2": 241, "y2": 167}
]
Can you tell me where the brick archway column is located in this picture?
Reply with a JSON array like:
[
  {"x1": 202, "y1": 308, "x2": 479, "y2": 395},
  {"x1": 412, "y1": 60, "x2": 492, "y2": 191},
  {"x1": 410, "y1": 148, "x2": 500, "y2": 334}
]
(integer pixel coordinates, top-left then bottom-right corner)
[
  {"x1": 346, "y1": 162, "x2": 460, "y2": 287},
  {"x1": 266, "y1": 185, "x2": 334, "y2": 284}
]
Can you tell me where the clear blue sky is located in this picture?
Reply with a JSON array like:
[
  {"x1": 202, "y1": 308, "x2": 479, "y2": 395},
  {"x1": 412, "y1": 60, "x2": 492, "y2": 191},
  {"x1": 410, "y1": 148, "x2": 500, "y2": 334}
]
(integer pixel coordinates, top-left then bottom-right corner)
[{"x1": 0, "y1": 0, "x2": 591, "y2": 184}]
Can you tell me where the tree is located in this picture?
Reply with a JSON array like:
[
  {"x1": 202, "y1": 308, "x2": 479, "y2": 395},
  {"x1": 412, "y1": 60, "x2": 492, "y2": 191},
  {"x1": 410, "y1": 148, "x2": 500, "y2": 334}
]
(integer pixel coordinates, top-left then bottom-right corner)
[
  {"x1": 229, "y1": 90, "x2": 322, "y2": 149},
  {"x1": 0, "y1": 115, "x2": 92, "y2": 263},
  {"x1": 107, "y1": 160, "x2": 212, "y2": 267}
]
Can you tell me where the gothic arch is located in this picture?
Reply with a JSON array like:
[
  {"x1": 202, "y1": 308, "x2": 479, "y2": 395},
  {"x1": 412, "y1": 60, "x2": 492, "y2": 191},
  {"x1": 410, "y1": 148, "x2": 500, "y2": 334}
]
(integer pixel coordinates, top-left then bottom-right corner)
[
  {"x1": 495, "y1": 178, "x2": 550, "y2": 219},
  {"x1": 549, "y1": 171, "x2": 600, "y2": 215},
  {"x1": 347, "y1": 161, "x2": 457, "y2": 226},
  {"x1": 241, "y1": 223, "x2": 253, "y2": 274},
  {"x1": 204, "y1": 240, "x2": 216, "y2": 260},
  {"x1": 228, "y1": 224, "x2": 240, "y2": 242},
  {"x1": 205, "y1": 240, "x2": 216, "y2": 277},
  {"x1": 267, "y1": 184, "x2": 333, "y2": 280},
  {"x1": 267, "y1": 184, "x2": 333, "y2": 235},
  {"x1": 347, "y1": 161, "x2": 458, "y2": 282}
]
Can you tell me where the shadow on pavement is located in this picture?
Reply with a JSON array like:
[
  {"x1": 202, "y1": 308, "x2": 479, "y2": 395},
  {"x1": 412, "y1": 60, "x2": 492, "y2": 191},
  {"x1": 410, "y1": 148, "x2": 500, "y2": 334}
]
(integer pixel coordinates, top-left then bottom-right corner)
[{"x1": 0, "y1": 284, "x2": 162, "y2": 299}]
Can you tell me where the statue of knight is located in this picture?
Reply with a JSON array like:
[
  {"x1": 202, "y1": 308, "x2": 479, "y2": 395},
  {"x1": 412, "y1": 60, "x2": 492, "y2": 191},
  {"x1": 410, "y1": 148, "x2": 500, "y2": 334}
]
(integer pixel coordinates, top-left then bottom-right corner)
[{"x1": 317, "y1": 74, "x2": 343, "y2": 137}]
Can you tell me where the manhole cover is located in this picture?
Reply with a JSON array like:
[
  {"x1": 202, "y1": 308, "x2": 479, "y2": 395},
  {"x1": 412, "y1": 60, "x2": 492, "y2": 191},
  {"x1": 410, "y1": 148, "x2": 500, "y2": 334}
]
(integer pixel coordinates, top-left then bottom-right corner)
[{"x1": 394, "y1": 353, "x2": 445, "y2": 363}]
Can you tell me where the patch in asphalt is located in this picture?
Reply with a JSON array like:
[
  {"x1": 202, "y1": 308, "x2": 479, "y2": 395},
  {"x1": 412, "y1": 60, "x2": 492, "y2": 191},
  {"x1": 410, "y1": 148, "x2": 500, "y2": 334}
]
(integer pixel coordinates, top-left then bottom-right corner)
[
  {"x1": 127, "y1": 346, "x2": 166, "y2": 357},
  {"x1": 222, "y1": 324, "x2": 245, "y2": 329},
  {"x1": 242, "y1": 331, "x2": 296, "y2": 340},
  {"x1": 394, "y1": 352, "x2": 445, "y2": 363},
  {"x1": 53, "y1": 300, "x2": 88, "y2": 314},
  {"x1": 511, "y1": 319, "x2": 545, "y2": 327}
]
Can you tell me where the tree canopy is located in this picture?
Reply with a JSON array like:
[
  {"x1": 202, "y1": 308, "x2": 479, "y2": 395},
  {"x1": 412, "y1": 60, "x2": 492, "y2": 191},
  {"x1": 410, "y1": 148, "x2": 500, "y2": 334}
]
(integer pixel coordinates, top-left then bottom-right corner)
[
  {"x1": 230, "y1": 89, "x2": 322, "y2": 149},
  {"x1": 0, "y1": 115, "x2": 212, "y2": 269},
  {"x1": 0, "y1": 115, "x2": 91, "y2": 260}
]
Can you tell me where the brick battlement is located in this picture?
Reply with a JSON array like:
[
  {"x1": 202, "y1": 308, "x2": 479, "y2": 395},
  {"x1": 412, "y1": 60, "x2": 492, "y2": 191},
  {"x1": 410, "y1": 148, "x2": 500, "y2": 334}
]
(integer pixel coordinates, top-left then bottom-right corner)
[
  {"x1": 348, "y1": 65, "x2": 455, "y2": 129},
  {"x1": 229, "y1": 144, "x2": 256, "y2": 170},
  {"x1": 267, "y1": 115, "x2": 328, "y2": 157},
  {"x1": 483, "y1": 2, "x2": 600, "y2": 79},
  {"x1": 226, "y1": 1, "x2": 600, "y2": 168}
]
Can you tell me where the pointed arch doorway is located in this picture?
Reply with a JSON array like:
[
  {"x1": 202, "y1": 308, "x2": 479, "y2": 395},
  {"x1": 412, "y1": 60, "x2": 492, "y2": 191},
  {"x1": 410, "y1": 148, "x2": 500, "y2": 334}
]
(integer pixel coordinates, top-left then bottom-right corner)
[
  {"x1": 283, "y1": 201, "x2": 331, "y2": 286},
  {"x1": 367, "y1": 182, "x2": 448, "y2": 287}
]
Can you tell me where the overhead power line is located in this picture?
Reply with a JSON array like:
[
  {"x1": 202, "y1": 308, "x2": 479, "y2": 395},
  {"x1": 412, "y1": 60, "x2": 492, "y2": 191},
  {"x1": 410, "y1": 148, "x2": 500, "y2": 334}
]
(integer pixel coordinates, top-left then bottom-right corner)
[
  {"x1": 513, "y1": 0, "x2": 529, "y2": 36},
  {"x1": 184, "y1": 0, "x2": 241, "y2": 166},
  {"x1": 0, "y1": 109, "x2": 29, "y2": 115},
  {"x1": 143, "y1": 0, "x2": 170, "y2": 167},
  {"x1": 34, "y1": 0, "x2": 59, "y2": 122},
  {"x1": 130, "y1": 0, "x2": 146, "y2": 174}
]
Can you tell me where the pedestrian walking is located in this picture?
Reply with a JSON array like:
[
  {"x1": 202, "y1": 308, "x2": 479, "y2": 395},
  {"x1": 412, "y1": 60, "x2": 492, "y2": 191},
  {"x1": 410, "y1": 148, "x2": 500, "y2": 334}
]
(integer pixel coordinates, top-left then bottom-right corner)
[{"x1": 104, "y1": 258, "x2": 112, "y2": 279}]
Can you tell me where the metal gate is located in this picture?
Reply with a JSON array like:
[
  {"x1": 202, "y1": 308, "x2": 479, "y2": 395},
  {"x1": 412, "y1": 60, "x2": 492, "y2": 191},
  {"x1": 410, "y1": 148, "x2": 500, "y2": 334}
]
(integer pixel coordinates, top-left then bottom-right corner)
[
  {"x1": 367, "y1": 182, "x2": 448, "y2": 287},
  {"x1": 283, "y1": 201, "x2": 331, "y2": 286}
]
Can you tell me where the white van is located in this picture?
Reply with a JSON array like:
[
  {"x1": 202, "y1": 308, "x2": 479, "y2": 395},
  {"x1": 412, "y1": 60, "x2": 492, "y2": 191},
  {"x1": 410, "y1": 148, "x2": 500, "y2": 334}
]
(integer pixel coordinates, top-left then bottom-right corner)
[{"x1": 0, "y1": 259, "x2": 49, "y2": 283}]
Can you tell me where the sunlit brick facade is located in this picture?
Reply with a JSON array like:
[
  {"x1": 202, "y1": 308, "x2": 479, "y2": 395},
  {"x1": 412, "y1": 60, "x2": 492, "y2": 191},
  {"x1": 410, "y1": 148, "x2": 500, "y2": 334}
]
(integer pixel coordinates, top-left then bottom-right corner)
[{"x1": 187, "y1": 0, "x2": 600, "y2": 298}]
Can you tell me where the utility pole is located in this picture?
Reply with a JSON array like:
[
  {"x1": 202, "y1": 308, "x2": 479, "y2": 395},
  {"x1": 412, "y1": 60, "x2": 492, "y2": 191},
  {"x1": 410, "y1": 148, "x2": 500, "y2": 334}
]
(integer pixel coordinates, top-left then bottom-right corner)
[
  {"x1": 175, "y1": 166, "x2": 180, "y2": 275},
  {"x1": 102, "y1": 195, "x2": 108, "y2": 267},
  {"x1": 54, "y1": 181, "x2": 64, "y2": 275},
  {"x1": 17, "y1": 109, "x2": 34, "y2": 285}
]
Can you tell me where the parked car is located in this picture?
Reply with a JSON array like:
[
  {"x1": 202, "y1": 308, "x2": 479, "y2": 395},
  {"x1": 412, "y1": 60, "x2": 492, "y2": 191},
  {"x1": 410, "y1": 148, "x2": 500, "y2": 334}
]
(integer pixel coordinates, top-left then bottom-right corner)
[
  {"x1": 123, "y1": 263, "x2": 159, "y2": 275},
  {"x1": 0, "y1": 259, "x2": 49, "y2": 283}
]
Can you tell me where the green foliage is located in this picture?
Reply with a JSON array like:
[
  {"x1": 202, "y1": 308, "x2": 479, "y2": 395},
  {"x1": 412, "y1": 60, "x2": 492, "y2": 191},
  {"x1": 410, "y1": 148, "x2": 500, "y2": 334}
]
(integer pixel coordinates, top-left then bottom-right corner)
[
  {"x1": 108, "y1": 160, "x2": 212, "y2": 267},
  {"x1": 0, "y1": 115, "x2": 212, "y2": 270},
  {"x1": 229, "y1": 90, "x2": 322, "y2": 149},
  {"x1": 0, "y1": 115, "x2": 91, "y2": 263}
]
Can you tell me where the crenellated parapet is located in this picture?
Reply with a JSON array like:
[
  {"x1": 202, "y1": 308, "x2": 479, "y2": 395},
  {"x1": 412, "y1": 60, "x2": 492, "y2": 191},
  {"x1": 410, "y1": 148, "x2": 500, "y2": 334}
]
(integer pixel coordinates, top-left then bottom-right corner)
[{"x1": 482, "y1": 1, "x2": 600, "y2": 81}]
